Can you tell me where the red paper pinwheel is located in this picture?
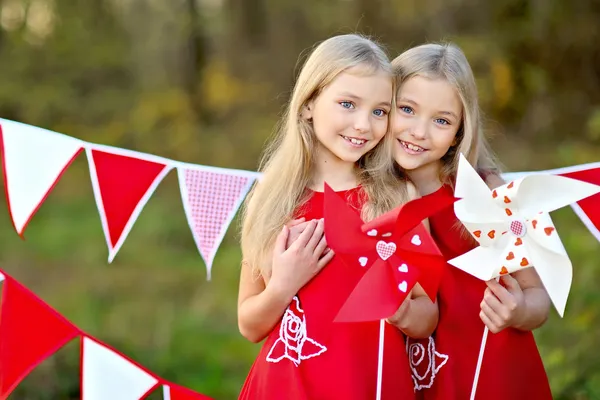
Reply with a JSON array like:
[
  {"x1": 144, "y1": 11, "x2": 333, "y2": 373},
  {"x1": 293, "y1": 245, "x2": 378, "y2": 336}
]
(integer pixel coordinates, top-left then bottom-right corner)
[{"x1": 324, "y1": 184, "x2": 454, "y2": 322}]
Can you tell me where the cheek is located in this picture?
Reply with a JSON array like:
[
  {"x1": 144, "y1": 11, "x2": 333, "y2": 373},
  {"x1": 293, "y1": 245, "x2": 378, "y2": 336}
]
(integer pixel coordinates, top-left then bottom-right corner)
[
  {"x1": 432, "y1": 130, "x2": 458, "y2": 153},
  {"x1": 372, "y1": 117, "x2": 389, "y2": 139},
  {"x1": 392, "y1": 113, "x2": 409, "y2": 135}
]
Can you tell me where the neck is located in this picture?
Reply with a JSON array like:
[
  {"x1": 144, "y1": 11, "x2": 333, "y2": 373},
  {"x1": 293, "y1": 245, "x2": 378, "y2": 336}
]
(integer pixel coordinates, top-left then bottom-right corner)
[
  {"x1": 407, "y1": 161, "x2": 444, "y2": 196},
  {"x1": 309, "y1": 145, "x2": 358, "y2": 192}
]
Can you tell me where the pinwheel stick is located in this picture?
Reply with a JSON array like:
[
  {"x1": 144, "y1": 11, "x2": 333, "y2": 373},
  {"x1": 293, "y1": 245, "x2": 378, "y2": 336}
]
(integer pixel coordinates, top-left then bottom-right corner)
[
  {"x1": 470, "y1": 276, "x2": 499, "y2": 400},
  {"x1": 470, "y1": 324, "x2": 489, "y2": 400},
  {"x1": 376, "y1": 319, "x2": 385, "y2": 400}
]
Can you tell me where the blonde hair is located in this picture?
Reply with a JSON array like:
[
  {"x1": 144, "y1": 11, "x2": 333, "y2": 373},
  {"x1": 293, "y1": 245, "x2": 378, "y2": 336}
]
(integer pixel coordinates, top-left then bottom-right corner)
[
  {"x1": 391, "y1": 42, "x2": 501, "y2": 186},
  {"x1": 241, "y1": 34, "x2": 411, "y2": 278}
]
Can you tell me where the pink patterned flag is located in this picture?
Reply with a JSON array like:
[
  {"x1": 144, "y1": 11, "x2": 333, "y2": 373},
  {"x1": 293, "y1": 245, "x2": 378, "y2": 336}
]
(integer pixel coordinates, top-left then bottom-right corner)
[{"x1": 178, "y1": 166, "x2": 259, "y2": 279}]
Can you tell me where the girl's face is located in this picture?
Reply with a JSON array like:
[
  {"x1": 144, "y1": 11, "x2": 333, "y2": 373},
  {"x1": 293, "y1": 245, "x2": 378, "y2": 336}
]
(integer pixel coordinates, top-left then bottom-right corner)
[
  {"x1": 392, "y1": 75, "x2": 463, "y2": 180},
  {"x1": 305, "y1": 67, "x2": 393, "y2": 164}
]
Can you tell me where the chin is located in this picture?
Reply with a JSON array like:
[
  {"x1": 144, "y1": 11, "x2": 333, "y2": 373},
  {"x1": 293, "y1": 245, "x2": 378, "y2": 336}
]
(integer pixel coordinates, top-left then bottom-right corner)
[
  {"x1": 334, "y1": 148, "x2": 370, "y2": 163},
  {"x1": 339, "y1": 153, "x2": 363, "y2": 163},
  {"x1": 393, "y1": 156, "x2": 425, "y2": 172}
]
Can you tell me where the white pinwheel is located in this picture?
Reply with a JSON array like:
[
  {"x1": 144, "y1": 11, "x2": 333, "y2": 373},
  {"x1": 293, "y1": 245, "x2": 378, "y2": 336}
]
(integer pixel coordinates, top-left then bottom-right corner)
[{"x1": 448, "y1": 154, "x2": 600, "y2": 316}]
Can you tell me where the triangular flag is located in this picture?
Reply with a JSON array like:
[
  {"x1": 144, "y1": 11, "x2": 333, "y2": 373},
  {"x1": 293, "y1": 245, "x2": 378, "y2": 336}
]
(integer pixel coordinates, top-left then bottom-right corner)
[
  {"x1": 178, "y1": 166, "x2": 257, "y2": 279},
  {"x1": 0, "y1": 118, "x2": 83, "y2": 236},
  {"x1": 559, "y1": 167, "x2": 600, "y2": 243},
  {"x1": 163, "y1": 384, "x2": 213, "y2": 400},
  {"x1": 503, "y1": 162, "x2": 600, "y2": 243},
  {"x1": 0, "y1": 273, "x2": 79, "y2": 399},
  {"x1": 81, "y1": 336, "x2": 158, "y2": 400},
  {"x1": 86, "y1": 148, "x2": 172, "y2": 262}
]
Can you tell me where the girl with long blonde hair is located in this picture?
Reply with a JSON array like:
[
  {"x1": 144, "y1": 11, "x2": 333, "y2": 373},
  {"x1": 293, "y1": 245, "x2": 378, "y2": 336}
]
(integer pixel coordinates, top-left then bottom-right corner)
[
  {"x1": 388, "y1": 42, "x2": 552, "y2": 399},
  {"x1": 237, "y1": 34, "x2": 437, "y2": 399}
]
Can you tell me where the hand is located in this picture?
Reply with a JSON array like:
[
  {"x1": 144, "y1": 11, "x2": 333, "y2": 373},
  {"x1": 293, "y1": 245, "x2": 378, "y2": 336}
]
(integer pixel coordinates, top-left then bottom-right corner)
[
  {"x1": 287, "y1": 218, "x2": 330, "y2": 258},
  {"x1": 386, "y1": 293, "x2": 412, "y2": 329},
  {"x1": 479, "y1": 274, "x2": 526, "y2": 333},
  {"x1": 269, "y1": 219, "x2": 335, "y2": 298},
  {"x1": 286, "y1": 218, "x2": 310, "y2": 249}
]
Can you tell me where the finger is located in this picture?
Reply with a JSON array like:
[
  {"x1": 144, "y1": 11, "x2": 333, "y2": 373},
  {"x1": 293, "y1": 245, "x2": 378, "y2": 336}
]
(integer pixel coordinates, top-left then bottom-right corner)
[
  {"x1": 290, "y1": 219, "x2": 317, "y2": 249},
  {"x1": 480, "y1": 298, "x2": 504, "y2": 328},
  {"x1": 500, "y1": 274, "x2": 522, "y2": 294},
  {"x1": 479, "y1": 310, "x2": 500, "y2": 334},
  {"x1": 486, "y1": 280, "x2": 519, "y2": 314},
  {"x1": 482, "y1": 288, "x2": 504, "y2": 315},
  {"x1": 306, "y1": 218, "x2": 325, "y2": 251},
  {"x1": 287, "y1": 217, "x2": 306, "y2": 227},
  {"x1": 316, "y1": 249, "x2": 335, "y2": 269},
  {"x1": 314, "y1": 231, "x2": 329, "y2": 257},
  {"x1": 274, "y1": 225, "x2": 289, "y2": 254},
  {"x1": 486, "y1": 278, "x2": 513, "y2": 305}
]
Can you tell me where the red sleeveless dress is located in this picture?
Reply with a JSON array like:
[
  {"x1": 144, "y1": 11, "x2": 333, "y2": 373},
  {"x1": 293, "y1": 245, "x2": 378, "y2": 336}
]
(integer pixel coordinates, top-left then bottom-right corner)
[
  {"x1": 239, "y1": 188, "x2": 415, "y2": 400},
  {"x1": 408, "y1": 185, "x2": 552, "y2": 400}
]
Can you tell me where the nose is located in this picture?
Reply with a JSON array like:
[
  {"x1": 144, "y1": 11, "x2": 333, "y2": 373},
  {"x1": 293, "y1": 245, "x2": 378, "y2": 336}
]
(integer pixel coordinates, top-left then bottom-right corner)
[
  {"x1": 409, "y1": 118, "x2": 428, "y2": 140},
  {"x1": 353, "y1": 112, "x2": 371, "y2": 134}
]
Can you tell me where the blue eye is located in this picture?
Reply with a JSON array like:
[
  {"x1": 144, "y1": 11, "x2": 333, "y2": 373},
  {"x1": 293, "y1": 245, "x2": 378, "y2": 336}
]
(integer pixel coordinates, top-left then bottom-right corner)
[
  {"x1": 435, "y1": 118, "x2": 450, "y2": 125},
  {"x1": 340, "y1": 101, "x2": 354, "y2": 109},
  {"x1": 373, "y1": 109, "x2": 387, "y2": 117},
  {"x1": 399, "y1": 106, "x2": 414, "y2": 114}
]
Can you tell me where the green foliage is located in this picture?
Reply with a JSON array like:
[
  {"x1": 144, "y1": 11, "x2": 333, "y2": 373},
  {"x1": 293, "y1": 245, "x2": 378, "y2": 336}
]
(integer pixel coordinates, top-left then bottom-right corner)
[{"x1": 0, "y1": 0, "x2": 599, "y2": 398}]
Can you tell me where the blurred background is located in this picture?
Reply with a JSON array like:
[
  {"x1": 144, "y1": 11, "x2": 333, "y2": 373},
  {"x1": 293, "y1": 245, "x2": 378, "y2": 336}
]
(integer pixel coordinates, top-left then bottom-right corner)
[{"x1": 0, "y1": 0, "x2": 599, "y2": 398}]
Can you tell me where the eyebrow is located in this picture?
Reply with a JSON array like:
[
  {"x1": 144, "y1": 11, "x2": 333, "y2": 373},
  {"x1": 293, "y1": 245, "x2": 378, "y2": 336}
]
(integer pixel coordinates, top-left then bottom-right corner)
[
  {"x1": 339, "y1": 92, "x2": 392, "y2": 108},
  {"x1": 398, "y1": 97, "x2": 460, "y2": 120}
]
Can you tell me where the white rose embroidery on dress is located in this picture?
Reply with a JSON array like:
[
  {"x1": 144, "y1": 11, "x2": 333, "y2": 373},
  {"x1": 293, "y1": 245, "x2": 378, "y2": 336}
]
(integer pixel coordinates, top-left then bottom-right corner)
[
  {"x1": 406, "y1": 336, "x2": 449, "y2": 391},
  {"x1": 266, "y1": 296, "x2": 327, "y2": 367}
]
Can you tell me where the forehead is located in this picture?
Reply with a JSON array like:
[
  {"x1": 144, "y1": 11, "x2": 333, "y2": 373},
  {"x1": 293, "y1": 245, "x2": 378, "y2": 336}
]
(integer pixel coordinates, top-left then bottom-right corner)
[
  {"x1": 324, "y1": 68, "x2": 392, "y2": 99},
  {"x1": 398, "y1": 75, "x2": 462, "y2": 113}
]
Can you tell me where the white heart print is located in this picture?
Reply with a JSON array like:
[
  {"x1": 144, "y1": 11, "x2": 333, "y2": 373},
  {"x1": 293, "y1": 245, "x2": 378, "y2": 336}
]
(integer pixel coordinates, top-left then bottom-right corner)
[
  {"x1": 398, "y1": 281, "x2": 408, "y2": 292},
  {"x1": 376, "y1": 241, "x2": 396, "y2": 261},
  {"x1": 367, "y1": 229, "x2": 378, "y2": 237},
  {"x1": 411, "y1": 235, "x2": 422, "y2": 246},
  {"x1": 358, "y1": 257, "x2": 368, "y2": 267},
  {"x1": 398, "y1": 263, "x2": 408, "y2": 273}
]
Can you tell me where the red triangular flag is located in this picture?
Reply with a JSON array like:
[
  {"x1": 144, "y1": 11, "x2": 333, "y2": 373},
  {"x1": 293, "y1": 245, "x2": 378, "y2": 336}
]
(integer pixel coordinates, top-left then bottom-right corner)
[
  {"x1": 0, "y1": 273, "x2": 79, "y2": 399},
  {"x1": 87, "y1": 148, "x2": 171, "y2": 262},
  {"x1": 560, "y1": 167, "x2": 600, "y2": 242},
  {"x1": 178, "y1": 167, "x2": 257, "y2": 279},
  {"x1": 163, "y1": 383, "x2": 213, "y2": 400}
]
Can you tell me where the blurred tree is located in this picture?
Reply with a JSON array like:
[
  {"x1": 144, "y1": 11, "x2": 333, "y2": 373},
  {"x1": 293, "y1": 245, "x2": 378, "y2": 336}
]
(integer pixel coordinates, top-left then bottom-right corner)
[{"x1": 0, "y1": 0, "x2": 599, "y2": 398}]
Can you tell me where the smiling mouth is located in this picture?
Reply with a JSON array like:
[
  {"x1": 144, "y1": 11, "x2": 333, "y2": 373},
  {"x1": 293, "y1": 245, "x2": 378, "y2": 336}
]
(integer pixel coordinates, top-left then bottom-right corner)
[
  {"x1": 342, "y1": 135, "x2": 367, "y2": 146},
  {"x1": 398, "y1": 139, "x2": 426, "y2": 153}
]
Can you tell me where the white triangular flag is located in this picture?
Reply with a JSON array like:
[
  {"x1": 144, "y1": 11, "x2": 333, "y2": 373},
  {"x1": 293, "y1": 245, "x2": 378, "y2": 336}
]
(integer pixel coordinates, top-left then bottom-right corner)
[
  {"x1": 81, "y1": 337, "x2": 158, "y2": 400},
  {"x1": 0, "y1": 118, "x2": 83, "y2": 236},
  {"x1": 178, "y1": 165, "x2": 258, "y2": 280}
]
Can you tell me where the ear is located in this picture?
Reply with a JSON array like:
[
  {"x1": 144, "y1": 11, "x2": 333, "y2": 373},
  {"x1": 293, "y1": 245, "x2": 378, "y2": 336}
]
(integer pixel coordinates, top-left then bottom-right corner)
[{"x1": 302, "y1": 100, "x2": 314, "y2": 121}]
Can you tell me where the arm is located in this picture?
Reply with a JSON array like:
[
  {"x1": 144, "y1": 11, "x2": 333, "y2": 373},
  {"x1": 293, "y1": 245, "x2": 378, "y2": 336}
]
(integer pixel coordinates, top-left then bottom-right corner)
[
  {"x1": 237, "y1": 259, "x2": 296, "y2": 343},
  {"x1": 386, "y1": 283, "x2": 439, "y2": 338},
  {"x1": 237, "y1": 219, "x2": 334, "y2": 343},
  {"x1": 512, "y1": 268, "x2": 551, "y2": 330}
]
